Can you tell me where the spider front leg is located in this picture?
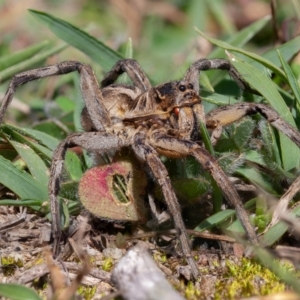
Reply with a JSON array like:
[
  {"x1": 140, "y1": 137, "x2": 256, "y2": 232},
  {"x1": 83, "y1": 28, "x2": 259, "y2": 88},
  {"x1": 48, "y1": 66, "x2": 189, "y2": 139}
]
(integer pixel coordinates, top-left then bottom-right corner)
[
  {"x1": 0, "y1": 61, "x2": 110, "y2": 131},
  {"x1": 149, "y1": 130, "x2": 259, "y2": 246},
  {"x1": 184, "y1": 58, "x2": 253, "y2": 94},
  {"x1": 132, "y1": 132, "x2": 200, "y2": 279},
  {"x1": 101, "y1": 59, "x2": 152, "y2": 91},
  {"x1": 206, "y1": 102, "x2": 300, "y2": 147},
  {"x1": 49, "y1": 132, "x2": 124, "y2": 257}
]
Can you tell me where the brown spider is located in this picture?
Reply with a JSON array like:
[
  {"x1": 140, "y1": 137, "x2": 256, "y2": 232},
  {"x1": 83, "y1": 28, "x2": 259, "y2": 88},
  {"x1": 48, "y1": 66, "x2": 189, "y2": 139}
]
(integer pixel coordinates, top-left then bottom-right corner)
[{"x1": 1, "y1": 58, "x2": 300, "y2": 279}]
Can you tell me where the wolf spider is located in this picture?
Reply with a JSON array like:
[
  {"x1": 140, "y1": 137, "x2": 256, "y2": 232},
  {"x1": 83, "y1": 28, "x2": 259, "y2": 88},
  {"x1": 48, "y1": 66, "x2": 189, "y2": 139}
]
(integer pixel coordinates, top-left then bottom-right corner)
[{"x1": 1, "y1": 58, "x2": 300, "y2": 279}]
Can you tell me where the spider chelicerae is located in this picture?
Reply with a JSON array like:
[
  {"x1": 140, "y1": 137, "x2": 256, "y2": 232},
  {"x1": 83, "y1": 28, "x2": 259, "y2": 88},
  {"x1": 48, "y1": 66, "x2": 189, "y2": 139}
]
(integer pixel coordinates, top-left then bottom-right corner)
[{"x1": 1, "y1": 58, "x2": 300, "y2": 279}]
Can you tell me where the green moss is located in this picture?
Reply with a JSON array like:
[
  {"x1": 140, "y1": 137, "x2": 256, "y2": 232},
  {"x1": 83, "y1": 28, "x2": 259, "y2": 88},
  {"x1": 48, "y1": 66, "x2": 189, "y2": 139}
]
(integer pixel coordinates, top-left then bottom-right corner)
[
  {"x1": 214, "y1": 258, "x2": 285, "y2": 299},
  {"x1": 102, "y1": 257, "x2": 114, "y2": 272},
  {"x1": 77, "y1": 285, "x2": 96, "y2": 300},
  {"x1": 153, "y1": 252, "x2": 167, "y2": 264},
  {"x1": 159, "y1": 254, "x2": 168, "y2": 264},
  {"x1": 185, "y1": 281, "x2": 201, "y2": 300},
  {"x1": 1, "y1": 256, "x2": 23, "y2": 276}
]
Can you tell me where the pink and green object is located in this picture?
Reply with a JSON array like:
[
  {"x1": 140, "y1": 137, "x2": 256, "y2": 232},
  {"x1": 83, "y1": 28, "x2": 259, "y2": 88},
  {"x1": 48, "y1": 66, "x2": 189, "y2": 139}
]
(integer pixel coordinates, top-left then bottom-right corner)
[{"x1": 78, "y1": 154, "x2": 148, "y2": 222}]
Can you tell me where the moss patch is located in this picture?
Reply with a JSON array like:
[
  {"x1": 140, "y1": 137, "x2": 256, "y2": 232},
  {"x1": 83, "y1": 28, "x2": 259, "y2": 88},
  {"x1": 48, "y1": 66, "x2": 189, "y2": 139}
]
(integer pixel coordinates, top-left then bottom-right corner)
[{"x1": 214, "y1": 258, "x2": 286, "y2": 299}]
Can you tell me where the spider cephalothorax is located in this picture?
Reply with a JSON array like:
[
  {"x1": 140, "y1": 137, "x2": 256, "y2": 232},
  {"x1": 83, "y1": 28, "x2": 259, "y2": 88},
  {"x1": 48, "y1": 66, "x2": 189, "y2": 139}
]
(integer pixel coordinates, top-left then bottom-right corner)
[{"x1": 1, "y1": 58, "x2": 300, "y2": 279}]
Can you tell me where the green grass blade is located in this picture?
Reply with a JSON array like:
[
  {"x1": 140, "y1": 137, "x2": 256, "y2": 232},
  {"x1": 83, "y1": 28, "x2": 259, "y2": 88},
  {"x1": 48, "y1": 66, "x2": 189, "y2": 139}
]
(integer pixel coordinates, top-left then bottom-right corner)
[
  {"x1": 62, "y1": 200, "x2": 70, "y2": 229},
  {"x1": 207, "y1": 16, "x2": 270, "y2": 85},
  {"x1": 209, "y1": 16, "x2": 270, "y2": 59},
  {"x1": 2, "y1": 125, "x2": 82, "y2": 182},
  {"x1": 0, "y1": 283, "x2": 42, "y2": 300},
  {"x1": 199, "y1": 122, "x2": 215, "y2": 155},
  {"x1": 228, "y1": 54, "x2": 293, "y2": 122},
  {"x1": 0, "y1": 41, "x2": 49, "y2": 70},
  {"x1": 195, "y1": 198, "x2": 256, "y2": 232},
  {"x1": 228, "y1": 53, "x2": 300, "y2": 170},
  {"x1": 201, "y1": 91, "x2": 239, "y2": 106},
  {"x1": 236, "y1": 166, "x2": 276, "y2": 194},
  {"x1": 260, "y1": 36, "x2": 300, "y2": 68},
  {"x1": 199, "y1": 121, "x2": 223, "y2": 212},
  {"x1": 0, "y1": 199, "x2": 48, "y2": 212},
  {"x1": 2, "y1": 125, "x2": 59, "y2": 151},
  {"x1": 194, "y1": 209, "x2": 235, "y2": 231},
  {"x1": 206, "y1": 0, "x2": 236, "y2": 35},
  {"x1": 278, "y1": 49, "x2": 300, "y2": 106},
  {"x1": 29, "y1": 9, "x2": 123, "y2": 71},
  {"x1": 0, "y1": 43, "x2": 67, "y2": 82},
  {"x1": 260, "y1": 205, "x2": 300, "y2": 246},
  {"x1": 0, "y1": 156, "x2": 47, "y2": 200},
  {"x1": 9, "y1": 140, "x2": 49, "y2": 186},
  {"x1": 65, "y1": 151, "x2": 83, "y2": 181},
  {"x1": 0, "y1": 199, "x2": 46, "y2": 206},
  {"x1": 1, "y1": 125, "x2": 53, "y2": 160},
  {"x1": 196, "y1": 27, "x2": 286, "y2": 79},
  {"x1": 186, "y1": 0, "x2": 208, "y2": 33},
  {"x1": 125, "y1": 37, "x2": 133, "y2": 59},
  {"x1": 233, "y1": 36, "x2": 300, "y2": 74},
  {"x1": 225, "y1": 218, "x2": 244, "y2": 233}
]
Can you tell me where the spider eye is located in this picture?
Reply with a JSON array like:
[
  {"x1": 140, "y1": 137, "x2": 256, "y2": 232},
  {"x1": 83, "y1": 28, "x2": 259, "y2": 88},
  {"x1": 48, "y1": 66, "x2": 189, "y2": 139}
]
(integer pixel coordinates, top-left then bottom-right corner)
[
  {"x1": 188, "y1": 83, "x2": 193, "y2": 89},
  {"x1": 179, "y1": 85, "x2": 186, "y2": 92},
  {"x1": 173, "y1": 107, "x2": 180, "y2": 116}
]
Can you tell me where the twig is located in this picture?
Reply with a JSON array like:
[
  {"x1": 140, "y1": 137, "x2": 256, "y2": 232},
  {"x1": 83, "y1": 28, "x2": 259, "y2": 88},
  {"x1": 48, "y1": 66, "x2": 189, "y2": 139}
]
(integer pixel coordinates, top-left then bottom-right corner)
[
  {"x1": 269, "y1": 174, "x2": 300, "y2": 228},
  {"x1": 112, "y1": 243, "x2": 185, "y2": 300}
]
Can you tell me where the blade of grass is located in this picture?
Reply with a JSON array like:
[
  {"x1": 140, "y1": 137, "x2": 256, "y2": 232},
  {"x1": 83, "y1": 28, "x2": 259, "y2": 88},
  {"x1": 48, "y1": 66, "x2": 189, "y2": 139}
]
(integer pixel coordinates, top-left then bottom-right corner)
[
  {"x1": 278, "y1": 50, "x2": 300, "y2": 106},
  {"x1": 236, "y1": 166, "x2": 276, "y2": 194},
  {"x1": 209, "y1": 16, "x2": 271, "y2": 59},
  {"x1": 0, "y1": 41, "x2": 49, "y2": 70},
  {"x1": 125, "y1": 37, "x2": 133, "y2": 59},
  {"x1": 186, "y1": 0, "x2": 209, "y2": 33},
  {"x1": 196, "y1": 27, "x2": 286, "y2": 80},
  {"x1": 29, "y1": 9, "x2": 123, "y2": 71},
  {"x1": 1, "y1": 125, "x2": 53, "y2": 160},
  {"x1": 207, "y1": 16, "x2": 270, "y2": 86},
  {"x1": 0, "y1": 156, "x2": 47, "y2": 200},
  {"x1": 2, "y1": 124, "x2": 59, "y2": 150},
  {"x1": 195, "y1": 198, "x2": 256, "y2": 231},
  {"x1": 227, "y1": 53, "x2": 300, "y2": 170},
  {"x1": 0, "y1": 199, "x2": 48, "y2": 212},
  {"x1": 9, "y1": 140, "x2": 49, "y2": 186},
  {"x1": 64, "y1": 151, "x2": 83, "y2": 181},
  {"x1": 2, "y1": 125, "x2": 82, "y2": 181},
  {"x1": 61, "y1": 200, "x2": 70, "y2": 229},
  {"x1": 201, "y1": 91, "x2": 239, "y2": 106},
  {"x1": 0, "y1": 283, "x2": 42, "y2": 300},
  {"x1": 194, "y1": 209, "x2": 235, "y2": 232},
  {"x1": 259, "y1": 35, "x2": 300, "y2": 68},
  {"x1": 260, "y1": 204, "x2": 300, "y2": 246},
  {"x1": 0, "y1": 42, "x2": 67, "y2": 82},
  {"x1": 206, "y1": 0, "x2": 236, "y2": 35},
  {"x1": 199, "y1": 122, "x2": 215, "y2": 155},
  {"x1": 199, "y1": 121, "x2": 223, "y2": 212}
]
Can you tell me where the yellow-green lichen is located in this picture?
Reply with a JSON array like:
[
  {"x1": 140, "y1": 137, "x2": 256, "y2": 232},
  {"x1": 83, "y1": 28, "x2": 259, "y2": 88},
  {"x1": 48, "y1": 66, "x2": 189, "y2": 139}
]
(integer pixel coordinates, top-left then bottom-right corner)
[
  {"x1": 214, "y1": 258, "x2": 285, "y2": 299},
  {"x1": 1, "y1": 256, "x2": 23, "y2": 276},
  {"x1": 77, "y1": 285, "x2": 96, "y2": 300}
]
